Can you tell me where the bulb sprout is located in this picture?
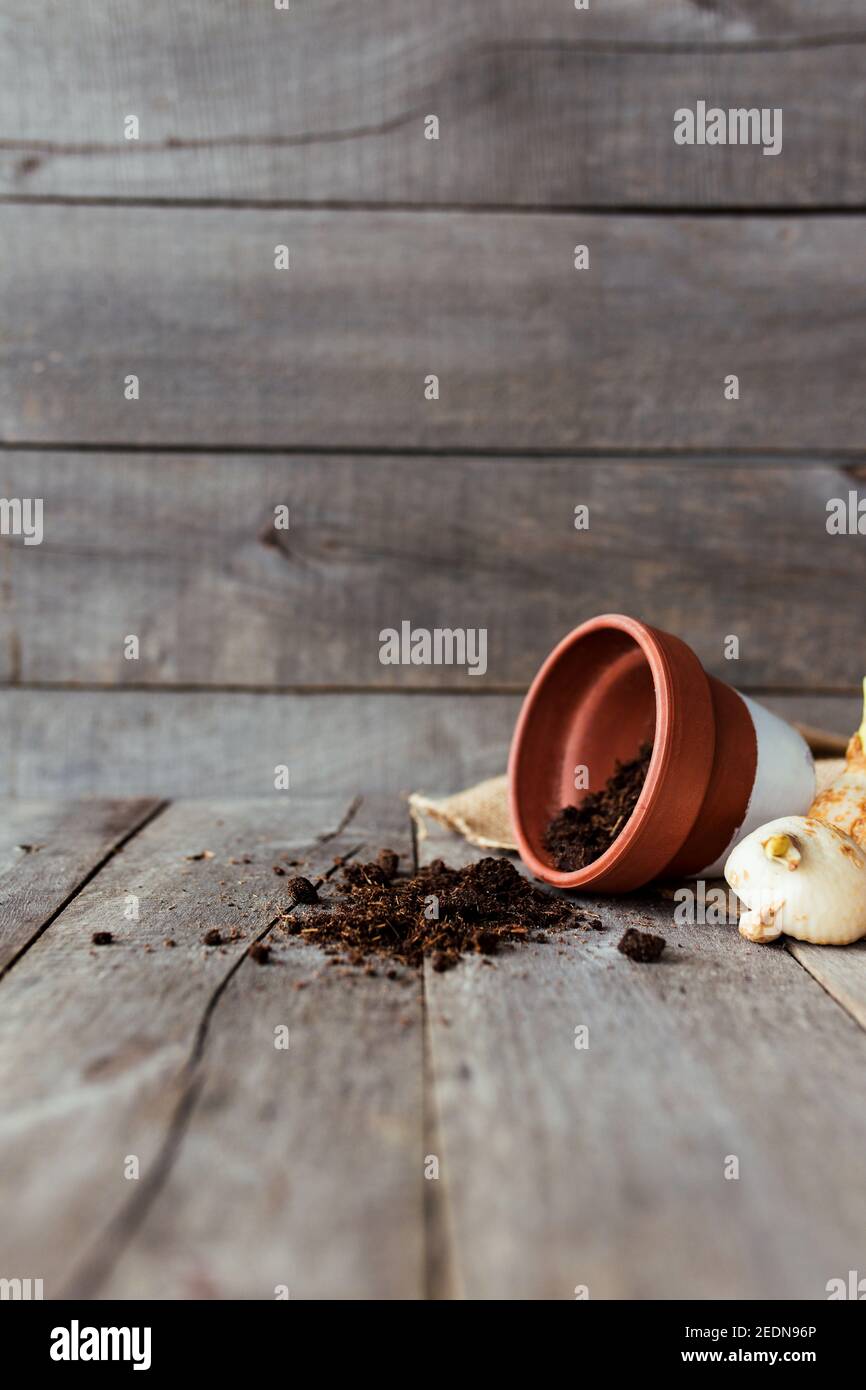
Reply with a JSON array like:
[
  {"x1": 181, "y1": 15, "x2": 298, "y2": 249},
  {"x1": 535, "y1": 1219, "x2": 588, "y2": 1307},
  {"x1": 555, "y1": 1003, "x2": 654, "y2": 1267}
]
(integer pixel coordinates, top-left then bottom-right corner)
[{"x1": 764, "y1": 833, "x2": 792, "y2": 861}]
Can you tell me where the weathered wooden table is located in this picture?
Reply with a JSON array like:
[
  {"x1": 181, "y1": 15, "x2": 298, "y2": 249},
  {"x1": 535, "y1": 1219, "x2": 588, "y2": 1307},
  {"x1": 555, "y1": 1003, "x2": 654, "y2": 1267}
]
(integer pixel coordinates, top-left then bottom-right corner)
[{"x1": 1, "y1": 794, "x2": 865, "y2": 1301}]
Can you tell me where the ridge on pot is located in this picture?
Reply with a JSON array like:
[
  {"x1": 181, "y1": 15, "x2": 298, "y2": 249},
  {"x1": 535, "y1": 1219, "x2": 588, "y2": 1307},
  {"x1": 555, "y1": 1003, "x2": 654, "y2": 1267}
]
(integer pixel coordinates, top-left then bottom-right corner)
[{"x1": 507, "y1": 615, "x2": 815, "y2": 893}]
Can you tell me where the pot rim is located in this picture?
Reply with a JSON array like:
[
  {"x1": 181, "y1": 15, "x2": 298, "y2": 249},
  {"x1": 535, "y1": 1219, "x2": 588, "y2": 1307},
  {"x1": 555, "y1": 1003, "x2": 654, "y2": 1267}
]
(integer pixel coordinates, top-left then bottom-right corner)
[{"x1": 507, "y1": 613, "x2": 715, "y2": 890}]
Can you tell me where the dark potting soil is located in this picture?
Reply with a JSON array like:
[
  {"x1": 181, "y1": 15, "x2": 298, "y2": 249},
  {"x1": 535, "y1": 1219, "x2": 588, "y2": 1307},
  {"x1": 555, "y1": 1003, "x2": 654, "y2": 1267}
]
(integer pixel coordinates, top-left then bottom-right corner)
[
  {"x1": 616, "y1": 926, "x2": 666, "y2": 963},
  {"x1": 282, "y1": 852, "x2": 604, "y2": 972},
  {"x1": 543, "y1": 742, "x2": 653, "y2": 873},
  {"x1": 285, "y1": 875, "x2": 320, "y2": 904}
]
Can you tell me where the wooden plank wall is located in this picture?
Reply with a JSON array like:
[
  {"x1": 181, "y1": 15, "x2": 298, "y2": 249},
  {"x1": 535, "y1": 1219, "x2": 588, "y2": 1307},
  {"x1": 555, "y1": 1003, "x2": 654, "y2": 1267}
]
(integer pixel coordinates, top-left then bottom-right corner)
[
  {"x1": 0, "y1": 2, "x2": 864, "y2": 796},
  {"x1": 2, "y1": 2, "x2": 865, "y2": 206}
]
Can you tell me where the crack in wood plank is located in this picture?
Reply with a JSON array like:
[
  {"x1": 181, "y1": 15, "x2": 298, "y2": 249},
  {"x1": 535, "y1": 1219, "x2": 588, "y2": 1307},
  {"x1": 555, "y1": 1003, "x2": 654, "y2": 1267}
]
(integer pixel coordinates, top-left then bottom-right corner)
[
  {"x1": 0, "y1": 30, "x2": 862, "y2": 171},
  {"x1": 413, "y1": 799, "x2": 455, "y2": 1297},
  {"x1": 59, "y1": 840, "x2": 364, "y2": 1299},
  {"x1": 316, "y1": 795, "x2": 364, "y2": 843},
  {"x1": 0, "y1": 800, "x2": 169, "y2": 983},
  {"x1": 0, "y1": 105, "x2": 431, "y2": 158},
  {"x1": 422, "y1": 986, "x2": 458, "y2": 1300}
]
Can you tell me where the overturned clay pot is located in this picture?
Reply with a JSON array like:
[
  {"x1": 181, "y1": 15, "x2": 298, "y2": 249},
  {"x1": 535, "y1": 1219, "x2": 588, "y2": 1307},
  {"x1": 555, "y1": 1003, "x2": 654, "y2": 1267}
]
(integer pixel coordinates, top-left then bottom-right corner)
[{"x1": 508, "y1": 614, "x2": 815, "y2": 893}]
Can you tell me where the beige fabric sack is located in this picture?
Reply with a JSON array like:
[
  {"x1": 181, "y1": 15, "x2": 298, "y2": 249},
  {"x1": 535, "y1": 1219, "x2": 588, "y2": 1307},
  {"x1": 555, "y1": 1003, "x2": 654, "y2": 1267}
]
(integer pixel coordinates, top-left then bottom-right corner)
[{"x1": 410, "y1": 774, "x2": 515, "y2": 851}]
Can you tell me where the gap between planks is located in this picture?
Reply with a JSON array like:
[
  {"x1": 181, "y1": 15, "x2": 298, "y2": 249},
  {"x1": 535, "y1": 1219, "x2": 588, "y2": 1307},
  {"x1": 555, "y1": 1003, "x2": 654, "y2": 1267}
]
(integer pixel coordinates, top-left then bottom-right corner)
[
  {"x1": 5, "y1": 197, "x2": 866, "y2": 217},
  {"x1": 786, "y1": 939, "x2": 866, "y2": 1034},
  {"x1": 60, "y1": 796, "x2": 371, "y2": 1298},
  {"x1": 0, "y1": 682, "x2": 861, "y2": 700},
  {"x1": 414, "y1": 804, "x2": 460, "y2": 1299},
  {"x1": 4, "y1": 440, "x2": 866, "y2": 459},
  {"x1": 0, "y1": 799, "x2": 169, "y2": 982}
]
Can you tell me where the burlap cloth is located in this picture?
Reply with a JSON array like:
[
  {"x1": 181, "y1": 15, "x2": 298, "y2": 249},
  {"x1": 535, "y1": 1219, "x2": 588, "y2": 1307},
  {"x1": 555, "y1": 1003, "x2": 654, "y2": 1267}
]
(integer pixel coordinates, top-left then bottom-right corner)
[
  {"x1": 410, "y1": 774, "x2": 516, "y2": 850},
  {"x1": 409, "y1": 740, "x2": 844, "y2": 854}
]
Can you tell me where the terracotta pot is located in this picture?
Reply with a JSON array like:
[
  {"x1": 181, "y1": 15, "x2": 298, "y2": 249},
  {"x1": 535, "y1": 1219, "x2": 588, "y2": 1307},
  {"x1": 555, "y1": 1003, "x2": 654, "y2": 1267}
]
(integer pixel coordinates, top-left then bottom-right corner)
[{"x1": 508, "y1": 614, "x2": 815, "y2": 892}]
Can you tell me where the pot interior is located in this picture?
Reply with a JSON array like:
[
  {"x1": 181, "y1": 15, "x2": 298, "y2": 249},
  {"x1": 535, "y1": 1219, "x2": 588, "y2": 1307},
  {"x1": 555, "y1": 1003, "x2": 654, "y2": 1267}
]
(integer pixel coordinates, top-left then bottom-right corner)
[{"x1": 514, "y1": 628, "x2": 657, "y2": 866}]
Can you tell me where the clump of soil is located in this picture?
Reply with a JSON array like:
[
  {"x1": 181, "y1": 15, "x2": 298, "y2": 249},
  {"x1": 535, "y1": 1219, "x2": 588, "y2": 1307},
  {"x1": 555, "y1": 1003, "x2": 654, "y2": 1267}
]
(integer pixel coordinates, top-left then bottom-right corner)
[
  {"x1": 616, "y1": 926, "x2": 666, "y2": 963},
  {"x1": 248, "y1": 941, "x2": 271, "y2": 965},
  {"x1": 377, "y1": 848, "x2": 400, "y2": 878},
  {"x1": 284, "y1": 855, "x2": 603, "y2": 972},
  {"x1": 286, "y1": 875, "x2": 320, "y2": 904},
  {"x1": 341, "y1": 861, "x2": 392, "y2": 888},
  {"x1": 202, "y1": 928, "x2": 223, "y2": 946},
  {"x1": 91, "y1": 930, "x2": 113, "y2": 946},
  {"x1": 544, "y1": 742, "x2": 653, "y2": 872}
]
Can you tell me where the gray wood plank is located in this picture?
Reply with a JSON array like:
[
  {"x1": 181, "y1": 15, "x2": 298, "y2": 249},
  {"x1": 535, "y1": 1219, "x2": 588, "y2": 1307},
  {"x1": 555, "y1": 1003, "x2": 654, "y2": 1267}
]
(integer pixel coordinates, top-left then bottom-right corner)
[
  {"x1": 419, "y1": 822, "x2": 866, "y2": 1298},
  {"x1": 100, "y1": 799, "x2": 419, "y2": 1300},
  {"x1": 788, "y1": 939, "x2": 866, "y2": 1032},
  {"x1": 0, "y1": 798, "x2": 161, "y2": 975},
  {"x1": 4, "y1": 450, "x2": 866, "y2": 690},
  {"x1": 1, "y1": 2, "x2": 863, "y2": 205},
  {"x1": 0, "y1": 796, "x2": 424, "y2": 1299},
  {"x1": 0, "y1": 690, "x2": 520, "y2": 798},
  {"x1": 3, "y1": 206, "x2": 865, "y2": 451},
  {"x1": 0, "y1": 690, "x2": 855, "y2": 800},
  {"x1": 760, "y1": 693, "x2": 861, "y2": 738}
]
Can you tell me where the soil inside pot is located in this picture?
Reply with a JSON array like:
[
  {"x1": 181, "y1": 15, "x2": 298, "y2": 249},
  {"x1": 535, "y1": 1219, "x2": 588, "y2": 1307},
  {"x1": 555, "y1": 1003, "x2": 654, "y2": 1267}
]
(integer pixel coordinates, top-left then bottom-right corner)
[{"x1": 543, "y1": 742, "x2": 654, "y2": 872}]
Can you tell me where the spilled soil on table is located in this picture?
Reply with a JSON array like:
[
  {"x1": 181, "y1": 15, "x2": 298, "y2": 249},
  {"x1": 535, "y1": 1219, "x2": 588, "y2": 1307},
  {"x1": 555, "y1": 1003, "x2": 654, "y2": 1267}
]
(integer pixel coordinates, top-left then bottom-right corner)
[{"x1": 281, "y1": 852, "x2": 604, "y2": 972}]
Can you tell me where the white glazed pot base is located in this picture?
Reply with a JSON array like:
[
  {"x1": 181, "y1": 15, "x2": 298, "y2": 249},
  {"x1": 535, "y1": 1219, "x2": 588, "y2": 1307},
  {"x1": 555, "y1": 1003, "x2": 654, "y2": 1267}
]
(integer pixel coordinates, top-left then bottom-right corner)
[{"x1": 697, "y1": 693, "x2": 816, "y2": 878}]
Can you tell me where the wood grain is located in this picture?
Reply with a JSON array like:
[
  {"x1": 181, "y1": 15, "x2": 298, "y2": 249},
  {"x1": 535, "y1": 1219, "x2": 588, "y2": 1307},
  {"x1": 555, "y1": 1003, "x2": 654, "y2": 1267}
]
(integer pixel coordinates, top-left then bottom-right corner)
[
  {"x1": 788, "y1": 939, "x2": 866, "y2": 1032},
  {"x1": 1, "y1": 2, "x2": 863, "y2": 205},
  {"x1": 3, "y1": 206, "x2": 865, "y2": 451},
  {"x1": 419, "y1": 821, "x2": 866, "y2": 1299},
  {"x1": 3, "y1": 450, "x2": 866, "y2": 690},
  {"x1": 99, "y1": 797, "x2": 421, "y2": 1300},
  {"x1": 0, "y1": 690, "x2": 521, "y2": 798},
  {"x1": 0, "y1": 690, "x2": 857, "y2": 800},
  {"x1": 0, "y1": 799, "x2": 161, "y2": 975},
  {"x1": 0, "y1": 796, "x2": 424, "y2": 1299}
]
